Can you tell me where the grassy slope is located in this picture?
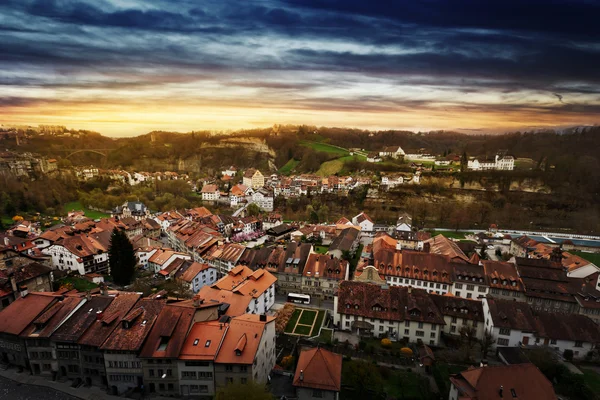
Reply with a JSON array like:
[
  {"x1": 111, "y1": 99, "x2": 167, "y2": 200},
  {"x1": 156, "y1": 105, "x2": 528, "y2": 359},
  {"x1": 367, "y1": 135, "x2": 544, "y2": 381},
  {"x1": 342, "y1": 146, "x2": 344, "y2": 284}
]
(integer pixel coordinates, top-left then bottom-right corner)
[
  {"x1": 56, "y1": 277, "x2": 99, "y2": 291},
  {"x1": 278, "y1": 159, "x2": 299, "y2": 175},
  {"x1": 581, "y1": 369, "x2": 600, "y2": 395},
  {"x1": 64, "y1": 201, "x2": 110, "y2": 219},
  {"x1": 300, "y1": 140, "x2": 349, "y2": 156}
]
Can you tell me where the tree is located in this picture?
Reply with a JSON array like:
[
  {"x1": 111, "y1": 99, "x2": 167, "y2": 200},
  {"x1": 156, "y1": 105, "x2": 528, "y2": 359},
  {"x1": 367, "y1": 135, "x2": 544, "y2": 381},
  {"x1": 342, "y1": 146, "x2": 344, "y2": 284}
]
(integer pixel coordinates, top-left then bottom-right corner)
[
  {"x1": 215, "y1": 382, "x2": 271, "y2": 400},
  {"x1": 109, "y1": 228, "x2": 136, "y2": 285},
  {"x1": 342, "y1": 360, "x2": 385, "y2": 400},
  {"x1": 459, "y1": 325, "x2": 478, "y2": 361},
  {"x1": 481, "y1": 330, "x2": 496, "y2": 359},
  {"x1": 460, "y1": 151, "x2": 468, "y2": 172},
  {"x1": 247, "y1": 203, "x2": 261, "y2": 217}
]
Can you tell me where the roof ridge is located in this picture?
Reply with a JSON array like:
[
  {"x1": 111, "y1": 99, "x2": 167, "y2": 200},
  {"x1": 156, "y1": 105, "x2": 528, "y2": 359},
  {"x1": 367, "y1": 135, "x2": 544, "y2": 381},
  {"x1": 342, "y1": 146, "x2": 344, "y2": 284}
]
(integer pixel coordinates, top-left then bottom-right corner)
[{"x1": 304, "y1": 348, "x2": 336, "y2": 387}]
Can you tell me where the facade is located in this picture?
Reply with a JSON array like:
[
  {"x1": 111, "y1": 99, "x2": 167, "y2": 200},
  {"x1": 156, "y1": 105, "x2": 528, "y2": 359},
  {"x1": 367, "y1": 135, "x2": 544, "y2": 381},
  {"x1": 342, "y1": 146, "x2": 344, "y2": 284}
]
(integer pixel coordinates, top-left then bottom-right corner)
[
  {"x1": 467, "y1": 154, "x2": 515, "y2": 171},
  {"x1": 334, "y1": 281, "x2": 446, "y2": 345},
  {"x1": 201, "y1": 185, "x2": 220, "y2": 201},
  {"x1": 43, "y1": 233, "x2": 110, "y2": 275},
  {"x1": 301, "y1": 254, "x2": 349, "y2": 300},
  {"x1": 251, "y1": 188, "x2": 274, "y2": 212},
  {"x1": 431, "y1": 294, "x2": 485, "y2": 340},
  {"x1": 351, "y1": 212, "x2": 374, "y2": 233},
  {"x1": 113, "y1": 201, "x2": 151, "y2": 221},
  {"x1": 176, "y1": 261, "x2": 218, "y2": 293},
  {"x1": 242, "y1": 169, "x2": 265, "y2": 189},
  {"x1": 327, "y1": 227, "x2": 360, "y2": 259},
  {"x1": 0, "y1": 262, "x2": 54, "y2": 310},
  {"x1": 147, "y1": 249, "x2": 191, "y2": 274}
]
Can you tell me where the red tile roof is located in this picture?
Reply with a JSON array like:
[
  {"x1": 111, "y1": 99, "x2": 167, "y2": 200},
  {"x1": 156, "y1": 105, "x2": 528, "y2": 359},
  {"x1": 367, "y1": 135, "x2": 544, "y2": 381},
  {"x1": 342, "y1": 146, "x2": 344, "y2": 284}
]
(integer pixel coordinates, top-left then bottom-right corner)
[
  {"x1": 214, "y1": 314, "x2": 274, "y2": 365},
  {"x1": 20, "y1": 296, "x2": 85, "y2": 338},
  {"x1": 293, "y1": 347, "x2": 342, "y2": 392},
  {"x1": 450, "y1": 364, "x2": 556, "y2": 400},
  {"x1": 303, "y1": 254, "x2": 348, "y2": 281},
  {"x1": 424, "y1": 235, "x2": 470, "y2": 262},
  {"x1": 100, "y1": 297, "x2": 166, "y2": 351},
  {"x1": 139, "y1": 303, "x2": 195, "y2": 358},
  {"x1": 179, "y1": 321, "x2": 227, "y2": 360},
  {"x1": 51, "y1": 296, "x2": 114, "y2": 343},
  {"x1": 482, "y1": 260, "x2": 525, "y2": 292},
  {"x1": 0, "y1": 293, "x2": 60, "y2": 335}
]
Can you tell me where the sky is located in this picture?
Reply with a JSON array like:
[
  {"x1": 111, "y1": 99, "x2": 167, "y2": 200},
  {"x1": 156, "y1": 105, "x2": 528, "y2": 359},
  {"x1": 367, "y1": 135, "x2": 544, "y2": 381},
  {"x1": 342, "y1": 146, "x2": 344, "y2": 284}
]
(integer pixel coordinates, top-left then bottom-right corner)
[{"x1": 1, "y1": 0, "x2": 599, "y2": 136}]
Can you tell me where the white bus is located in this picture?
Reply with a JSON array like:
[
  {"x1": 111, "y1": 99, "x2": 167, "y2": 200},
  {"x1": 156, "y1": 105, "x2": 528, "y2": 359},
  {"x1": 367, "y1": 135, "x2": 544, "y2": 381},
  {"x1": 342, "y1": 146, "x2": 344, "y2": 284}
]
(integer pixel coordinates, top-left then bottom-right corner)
[{"x1": 287, "y1": 293, "x2": 310, "y2": 305}]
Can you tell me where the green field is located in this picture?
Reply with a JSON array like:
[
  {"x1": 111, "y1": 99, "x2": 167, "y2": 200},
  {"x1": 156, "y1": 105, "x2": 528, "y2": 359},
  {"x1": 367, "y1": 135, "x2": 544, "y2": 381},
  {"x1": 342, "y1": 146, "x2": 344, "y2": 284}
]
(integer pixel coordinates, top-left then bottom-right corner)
[
  {"x1": 64, "y1": 201, "x2": 110, "y2": 220},
  {"x1": 314, "y1": 245, "x2": 329, "y2": 254},
  {"x1": 299, "y1": 309, "x2": 317, "y2": 325},
  {"x1": 316, "y1": 154, "x2": 364, "y2": 176},
  {"x1": 278, "y1": 158, "x2": 299, "y2": 175},
  {"x1": 581, "y1": 368, "x2": 600, "y2": 394},
  {"x1": 572, "y1": 251, "x2": 600, "y2": 266},
  {"x1": 284, "y1": 308, "x2": 324, "y2": 336},
  {"x1": 56, "y1": 276, "x2": 99, "y2": 292},
  {"x1": 300, "y1": 140, "x2": 349, "y2": 156}
]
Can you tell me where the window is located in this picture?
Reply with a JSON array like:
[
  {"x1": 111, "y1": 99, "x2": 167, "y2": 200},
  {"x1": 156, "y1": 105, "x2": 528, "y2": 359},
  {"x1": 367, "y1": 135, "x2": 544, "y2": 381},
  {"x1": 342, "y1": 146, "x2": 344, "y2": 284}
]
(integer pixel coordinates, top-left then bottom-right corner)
[
  {"x1": 405, "y1": 321, "x2": 410, "y2": 327},
  {"x1": 456, "y1": 292, "x2": 461, "y2": 297},
  {"x1": 451, "y1": 316, "x2": 457, "y2": 323},
  {"x1": 240, "y1": 366, "x2": 248, "y2": 372},
  {"x1": 415, "y1": 331, "x2": 424, "y2": 337},
  {"x1": 226, "y1": 377, "x2": 234, "y2": 384},
  {"x1": 226, "y1": 365, "x2": 233, "y2": 372},
  {"x1": 404, "y1": 329, "x2": 409, "y2": 335},
  {"x1": 497, "y1": 338, "x2": 509, "y2": 346},
  {"x1": 455, "y1": 283, "x2": 463, "y2": 289},
  {"x1": 149, "y1": 369, "x2": 154, "y2": 377},
  {"x1": 467, "y1": 293, "x2": 472, "y2": 299},
  {"x1": 466, "y1": 284, "x2": 474, "y2": 291},
  {"x1": 450, "y1": 326, "x2": 456, "y2": 333},
  {"x1": 313, "y1": 389, "x2": 323, "y2": 398},
  {"x1": 499, "y1": 328, "x2": 510, "y2": 336},
  {"x1": 430, "y1": 332, "x2": 436, "y2": 338},
  {"x1": 575, "y1": 341, "x2": 583, "y2": 347},
  {"x1": 418, "y1": 322, "x2": 423, "y2": 329}
]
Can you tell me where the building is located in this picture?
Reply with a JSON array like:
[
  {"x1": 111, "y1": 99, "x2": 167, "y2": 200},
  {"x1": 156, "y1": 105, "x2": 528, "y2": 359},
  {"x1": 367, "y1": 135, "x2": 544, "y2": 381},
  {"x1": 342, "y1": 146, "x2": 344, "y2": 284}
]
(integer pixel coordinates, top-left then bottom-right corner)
[
  {"x1": 251, "y1": 188, "x2": 274, "y2": 212},
  {"x1": 327, "y1": 227, "x2": 360, "y2": 259},
  {"x1": 222, "y1": 166, "x2": 237, "y2": 177},
  {"x1": 366, "y1": 152, "x2": 382, "y2": 163},
  {"x1": 230, "y1": 184, "x2": 252, "y2": 207},
  {"x1": 204, "y1": 243, "x2": 246, "y2": 276},
  {"x1": 482, "y1": 260, "x2": 526, "y2": 301},
  {"x1": 302, "y1": 254, "x2": 349, "y2": 300},
  {"x1": 378, "y1": 146, "x2": 405, "y2": 159},
  {"x1": 201, "y1": 184, "x2": 220, "y2": 202},
  {"x1": 101, "y1": 297, "x2": 166, "y2": 395},
  {"x1": 510, "y1": 235, "x2": 539, "y2": 258},
  {"x1": 147, "y1": 249, "x2": 191, "y2": 274},
  {"x1": 139, "y1": 303, "x2": 195, "y2": 397},
  {"x1": 467, "y1": 153, "x2": 515, "y2": 171},
  {"x1": 334, "y1": 281, "x2": 445, "y2": 345},
  {"x1": 351, "y1": 212, "x2": 373, "y2": 233},
  {"x1": 483, "y1": 297, "x2": 600, "y2": 359},
  {"x1": 42, "y1": 232, "x2": 110, "y2": 275},
  {"x1": 242, "y1": 169, "x2": 264, "y2": 189},
  {"x1": 449, "y1": 364, "x2": 557, "y2": 400},
  {"x1": 175, "y1": 261, "x2": 218, "y2": 293},
  {"x1": 293, "y1": 347, "x2": 342, "y2": 400},
  {"x1": 0, "y1": 262, "x2": 54, "y2": 310},
  {"x1": 424, "y1": 235, "x2": 470, "y2": 263},
  {"x1": 112, "y1": 201, "x2": 151, "y2": 221},
  {"x1": 431, "y1": 294, "x2": 484, "y2": 340},
  {"x1": 271, "y1": 242, "x2": 312, "y2": 295}
]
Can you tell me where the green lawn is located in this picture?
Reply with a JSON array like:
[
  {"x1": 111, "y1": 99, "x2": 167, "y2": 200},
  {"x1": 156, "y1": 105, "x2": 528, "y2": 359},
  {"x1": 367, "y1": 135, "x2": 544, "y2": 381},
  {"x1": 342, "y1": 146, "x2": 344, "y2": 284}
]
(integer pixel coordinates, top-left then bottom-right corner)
[
  {"x1": 278, "y1": 159, "x2": 300, "y2": 175},
  {"x1": 299, "y1": 309, "x2": 317, "y2": 325},
  {"x1": 64, "y1": 201, "x2": 110, "y2": 220},
  {"x1": 319, "y1": 328, "x2": 333, "y2": 343},
  {"x1": 349, "y1": 244, "x2": 363, "y2": 273},
  {"x1": 310, "y1": 310, "x2": 325, "y2": 336},
  {"x1": 572, "y1": 251, "x2": 600, "y2": 266},
  {"x1": 314, "y1": 245, "x2": 329, "y2": 254},
  {"x1": 300, "y1": 140, "x2": 349, "y2": 156},
  {"x1": 294, "y1": 325, "x2": 312, "y2": 335},
  {"x1": 284, "y1": 309, "x2": 302, "y2": 333},
  {"x1": 581, "y1": 368, "x2": 600, "y2": 394},
  {"x1": 56, "y1": 277, "x2": 99, "y2": 292}
]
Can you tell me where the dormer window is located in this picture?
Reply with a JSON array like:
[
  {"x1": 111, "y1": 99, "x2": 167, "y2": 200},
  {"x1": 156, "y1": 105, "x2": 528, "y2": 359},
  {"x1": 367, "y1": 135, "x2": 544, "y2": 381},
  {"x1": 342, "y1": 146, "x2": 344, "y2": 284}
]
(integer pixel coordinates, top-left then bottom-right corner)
[
  {"x1": 432, "y1": 271, "x2": 437, "y2": 277},
  {"x1": 423, "y1": 269, "x2": 428, "y2": 275},
  {"x1": 511, "y1": 281, "x2": 516, "y2": 287},
  {"x1": 354, "y1": 305, "x2": 359, "y2": 309},
  {"x1": 502, "y1": 280, "x2": 507, "y2": 285},
  {"x1": 122, "y1": 321, "x2": 130, "y2": 329},
  {"x1": 157, "y1": 336, "x2": 169, "y2": 351},
  {"x1": 492, "y1": 278, "x2": 498, "y2": 284},
  {"x1": 458, "y1": 275, "x2": 463, "y2": 280},
  {"x1": 346, "y1": 304, "x2": 350, "y2": 309},
  {"x1": 193, "y1": 339, "x2": 199, "y2": 346},
  {"x1": 414, "y1": 268, "x2": 419, "y2": 274},
  {"x1": 410, "y1": 309, "x2": 420, "y2": 316}
]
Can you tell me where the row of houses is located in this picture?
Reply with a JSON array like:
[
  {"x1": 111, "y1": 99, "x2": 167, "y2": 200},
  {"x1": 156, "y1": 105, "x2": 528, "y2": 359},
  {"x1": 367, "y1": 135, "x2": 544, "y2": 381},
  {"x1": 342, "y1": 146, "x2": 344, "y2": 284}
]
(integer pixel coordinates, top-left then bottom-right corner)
[
  {"x1": 0, "y1": 288, "x2": 276, "y2": 398},
  {"x1": 333, "y1": 279, "x2": 600, "y2": 359}
]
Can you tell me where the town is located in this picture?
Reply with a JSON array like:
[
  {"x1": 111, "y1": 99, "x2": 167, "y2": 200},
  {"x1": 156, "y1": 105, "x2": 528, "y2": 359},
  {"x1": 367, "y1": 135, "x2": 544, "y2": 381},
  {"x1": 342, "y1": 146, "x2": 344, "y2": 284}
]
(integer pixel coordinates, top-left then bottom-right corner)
[{"x1": 1, "y1": 183, "x2": 599, "y2": 399}]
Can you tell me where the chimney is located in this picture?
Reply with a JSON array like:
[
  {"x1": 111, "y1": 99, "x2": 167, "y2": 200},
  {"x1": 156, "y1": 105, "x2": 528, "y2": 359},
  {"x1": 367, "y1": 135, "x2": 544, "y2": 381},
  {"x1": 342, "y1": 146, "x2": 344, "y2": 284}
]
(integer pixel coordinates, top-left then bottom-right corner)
[
  {"x1": 300, "y1": 370, "x2": 304, "y2": 381},
  {"x1": 408, "y1": 286, "x2": 412, "y2": 294},
  {"x1": 260, "y1": 314, "x2": 267, "y2": 322},
  {"x1": 9, "y1": 272, "x2": 18, "y2": 296},
  {"x1": 19, "y1": 285, "x2": 28, "y2": 298},
  {"x1": 86, "y1": 291, "x2": 92, "y2": 301},
  {"x1": 499, "y1": 385, "x2": 503, "y2": 398}
]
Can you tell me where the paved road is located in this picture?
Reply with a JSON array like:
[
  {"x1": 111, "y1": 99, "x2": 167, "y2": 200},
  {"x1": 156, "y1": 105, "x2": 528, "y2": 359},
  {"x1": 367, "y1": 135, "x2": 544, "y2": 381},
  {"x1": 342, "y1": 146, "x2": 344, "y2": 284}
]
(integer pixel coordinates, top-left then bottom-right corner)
[{"x1": 0, "y1": 376, "x2": 78, "y2": 400}]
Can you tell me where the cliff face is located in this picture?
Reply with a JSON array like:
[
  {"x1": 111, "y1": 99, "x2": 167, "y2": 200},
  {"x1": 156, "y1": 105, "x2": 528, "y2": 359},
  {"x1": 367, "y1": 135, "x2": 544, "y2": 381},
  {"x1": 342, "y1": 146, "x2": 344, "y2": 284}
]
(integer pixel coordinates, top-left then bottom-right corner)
[{"x1": 422, "y1": 175, "x2": 551, "y2": 193}]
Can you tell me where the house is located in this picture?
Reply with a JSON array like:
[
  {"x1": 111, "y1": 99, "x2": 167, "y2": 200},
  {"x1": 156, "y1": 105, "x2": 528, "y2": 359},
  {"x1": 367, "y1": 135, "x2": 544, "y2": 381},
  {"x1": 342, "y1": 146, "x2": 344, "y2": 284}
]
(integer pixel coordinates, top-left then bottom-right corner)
[
  {"x1": 101, "y1": 297, "x2": 166, "y2": 395},
  {"x1": 0, "y1": 262, "x2": 54, "y2": 310},
  {"x1": 293, "y1": 347, "x2": 342, "y2": 400},
  {"x1": 230, "y1": 184, "x2": 252, "y2": 207},
  {"x1": 251, "y1": 188, "x2": 274, "y2": 212},
  {"x1": 242, "y1": 168, "x2": 264, "y2": 189},
  {"x1": 302, "y1": 254, "x2": 350, "y2": 300},
  {"x1": 431, "y1": 294, "x2": 485, "y2": 340},
  {"x1": 378, "y1": 146, "x2": 405, "y2": 159},
  {"x1": 201, "y1": 184, "x2": 220, "y2": 202},
  {"x1": 77, "y1": 292, "x2": 141, "y2": 387},
  {"x1": 482, "y1": 260, "x2": 525, "y2": 301},
  {"x1": 42, "y1": 232, "x2": 111, "y2": 275},
  {"x1": 139, "y1": 304, "x2": 195, "y2": 397},
  {"x1": 482, "y1": 297, "x2": 600, "y2": 359},
  {"x1": 222, "y1": 165, "x2": 237, "y2": 177},
  {"x1": 366, "y1": 152, "x2": 382, "y2": 163},
  {"x1": 395, "y1": 231, "x2": 430, "y2": 251},
  {"x1": 327, "y1": 227, "x2": 360, "y2": 259},
  {"x1": 175, "y1": 261, "x2": 218, "y2": 293},
  {"x1": 271, "y1": 242, "x2": 312, "y2": 295},
  {"x1": 266, "y1": 223, "x2": 295, "y2": 241},
  {"x1": 142, "y1": 218, "x2": 161, "y2": 238},
  {"x1": 450, "y1": 262, "x2": 489, "y2": 299},
  {"x1": 112, "y1": 201, "x2": 151, "y2": 221},
  {"x1": 449, "y1": 364, "x2": 557, "y2": 400},
  {"x1": 352, "y1": 212, "x2": 373, "y2": 233},
  {"x1": 334, "y1": 281, "x2": 446, "y2": 345},
  {"x1": 396, "y1": 213, "x2": 413, "y2": 232},
  {"x1": 204, "y1": 243, "x2": 246, "y2": 276},
  {"x1": 424, "y1": 235, "x2": 470, "y2": 263},
  {"x1": 147, "y1": 249, "x2": 191, "y2": 274},
  {"x1": 51, "y1": 295, "x2": 115, "y2": 381},
  {"x1": 510, "y1": 235, "x2": 539, "y2": 258},
  {"x1": 467, "y1": 153, "x2": 515, "y2": 171},
  {"x1": 199, "y1": 265, "x2": 277, "y2": 316}
]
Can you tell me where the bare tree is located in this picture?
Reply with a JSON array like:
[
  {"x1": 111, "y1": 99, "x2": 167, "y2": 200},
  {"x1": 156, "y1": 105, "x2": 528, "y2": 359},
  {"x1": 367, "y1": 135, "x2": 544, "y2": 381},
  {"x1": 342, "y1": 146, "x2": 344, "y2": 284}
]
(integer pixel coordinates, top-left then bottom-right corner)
[{"x1": 481, "y1": 330, "x2": 496, "y2": 359}]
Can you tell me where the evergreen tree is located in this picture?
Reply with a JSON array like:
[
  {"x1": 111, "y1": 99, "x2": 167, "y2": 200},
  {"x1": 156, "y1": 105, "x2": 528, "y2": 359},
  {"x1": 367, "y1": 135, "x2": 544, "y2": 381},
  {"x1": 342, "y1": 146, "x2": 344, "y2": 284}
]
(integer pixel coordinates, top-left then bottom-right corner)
[{"x1": 109, "y1": 228, "x2": 136, "y2": 285}]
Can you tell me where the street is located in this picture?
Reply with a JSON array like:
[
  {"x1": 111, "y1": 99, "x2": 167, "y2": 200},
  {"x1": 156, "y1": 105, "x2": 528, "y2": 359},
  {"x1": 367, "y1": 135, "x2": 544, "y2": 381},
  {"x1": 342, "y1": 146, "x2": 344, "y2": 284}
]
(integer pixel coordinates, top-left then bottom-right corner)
[{"x1": 0, "y1": 376, "x2": 78, "y2": 400}]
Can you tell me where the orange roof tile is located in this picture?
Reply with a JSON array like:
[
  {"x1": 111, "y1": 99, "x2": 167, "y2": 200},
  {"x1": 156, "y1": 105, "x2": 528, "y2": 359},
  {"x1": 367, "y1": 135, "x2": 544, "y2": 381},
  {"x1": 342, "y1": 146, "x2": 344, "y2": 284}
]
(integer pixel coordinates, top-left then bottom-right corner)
[{"x1": 293, "y1": 347, "x2": 342, "y2": 392}]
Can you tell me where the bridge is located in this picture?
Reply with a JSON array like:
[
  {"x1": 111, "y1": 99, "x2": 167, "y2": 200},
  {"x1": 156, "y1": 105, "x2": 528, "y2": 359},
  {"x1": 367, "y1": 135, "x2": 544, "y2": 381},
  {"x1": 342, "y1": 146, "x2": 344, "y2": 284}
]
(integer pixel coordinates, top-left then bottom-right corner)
[{"x1": 52, "y1": 149, "x2": 112, "y2": 159}]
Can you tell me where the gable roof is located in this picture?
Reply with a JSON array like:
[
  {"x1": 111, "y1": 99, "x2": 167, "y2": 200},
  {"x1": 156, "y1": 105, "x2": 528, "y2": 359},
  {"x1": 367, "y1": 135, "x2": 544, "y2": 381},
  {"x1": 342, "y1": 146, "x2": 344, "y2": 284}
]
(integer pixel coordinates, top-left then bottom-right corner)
[
  {"x1": 139, "y1": 303, "x2": 195, "y2": 358},
  {"x1": 51, "y1": 296, "x2": 114, "y2": 343},
  {"x1": 450, "y1": 364, "x2": 556, "y2": 400},
  {"x1": 0, "y1": 293, "x2": 61, "y2": 335},
  {"x1": 214, "y1": 314, "x2": 274, "y2": 365},
  {"x1": 293, "y1": 347, "x2": 342, "y2": 392},
  {"x1": 424, "y1": 235, "x2": 470, "y2": 263}
]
